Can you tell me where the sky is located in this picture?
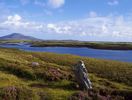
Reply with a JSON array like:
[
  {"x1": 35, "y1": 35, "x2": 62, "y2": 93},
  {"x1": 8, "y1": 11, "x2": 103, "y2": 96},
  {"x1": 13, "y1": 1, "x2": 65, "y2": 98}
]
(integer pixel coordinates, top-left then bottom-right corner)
[{"x1": 0, "y1": 0, "x2": 132, "y2": 41}]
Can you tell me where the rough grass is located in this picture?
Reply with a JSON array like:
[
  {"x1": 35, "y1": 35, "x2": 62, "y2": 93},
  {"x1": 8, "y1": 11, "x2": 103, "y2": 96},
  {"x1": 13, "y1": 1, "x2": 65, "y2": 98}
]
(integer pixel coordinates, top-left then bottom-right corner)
[
  {"x1": 0, "y1": 47, "x2": 132, "y2": 100},
  {"x1": 31, "y1": 52, "x2": 132, "y2": 86}
]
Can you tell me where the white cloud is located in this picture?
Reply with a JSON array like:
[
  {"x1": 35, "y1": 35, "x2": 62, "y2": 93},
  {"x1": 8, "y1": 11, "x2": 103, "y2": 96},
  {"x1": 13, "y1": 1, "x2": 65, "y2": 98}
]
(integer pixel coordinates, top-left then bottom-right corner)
[
  {"x1": 102, "y1": 24, "x2": 108, "y2": 33},
  {"x1": 47, "y1": 23, "x2": 56, "y2": 30},
  {"x1": 1, "y1": 14, "x2": 132, "y2": 41},
  {"x1": 8, "y1": 14, "x2": 22, "y2": 22},
  {"x1": 48, "y1": 0, "x2": 65, "y2": 8},
  {"x1": 108, "y1": 0, "x2": 119, "y2": 6},
  {"x1": 4, "y1": 14, "x2": 22, "y2": 27},
  {"x1": 47, "y1": 23, "x2": 71, "y2": 34},
  {"x1": 0, "y1": 14, "x2": 45, "y2": 33},
  {"x1": 45, "y1": 15, "x2": 132, "y2": 38},
  {"x1": 80, "y1": 32, "x2": 87, "y2": 36}
]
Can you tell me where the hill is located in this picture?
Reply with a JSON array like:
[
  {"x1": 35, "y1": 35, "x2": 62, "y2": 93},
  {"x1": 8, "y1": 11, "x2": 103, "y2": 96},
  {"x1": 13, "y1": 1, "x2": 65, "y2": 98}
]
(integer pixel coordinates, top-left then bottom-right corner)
[
  {"x1": 0, "y1": 33, "x2": 40, "y2": 41},
  {"x1": 0, "y1": 47, "x2": 131, "y2": 99}
]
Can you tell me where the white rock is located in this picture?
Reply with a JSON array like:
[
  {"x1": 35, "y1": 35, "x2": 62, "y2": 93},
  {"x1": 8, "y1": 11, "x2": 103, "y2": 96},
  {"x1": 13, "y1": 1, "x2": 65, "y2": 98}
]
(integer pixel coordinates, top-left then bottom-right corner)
[{"x1": 31, "y1": 62, "x2": 39, "y2": 67}]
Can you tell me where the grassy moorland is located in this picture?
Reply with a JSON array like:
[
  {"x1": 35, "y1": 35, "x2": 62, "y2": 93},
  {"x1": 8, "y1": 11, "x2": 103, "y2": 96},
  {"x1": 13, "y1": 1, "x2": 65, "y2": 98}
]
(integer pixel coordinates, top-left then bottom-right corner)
[
  {"x1": 31, "y1": 41, "x2": 132, "y2": 50},
  {"x1": 0, "y1": 47, "x2": 132, "y2": 100}
]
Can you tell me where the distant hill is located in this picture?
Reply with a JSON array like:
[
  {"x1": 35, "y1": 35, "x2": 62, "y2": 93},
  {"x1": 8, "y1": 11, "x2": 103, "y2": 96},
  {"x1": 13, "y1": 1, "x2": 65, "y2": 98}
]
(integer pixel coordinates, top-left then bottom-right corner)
[{"x1": 0, "y1": 33, "x2": 41, "y2": 41}]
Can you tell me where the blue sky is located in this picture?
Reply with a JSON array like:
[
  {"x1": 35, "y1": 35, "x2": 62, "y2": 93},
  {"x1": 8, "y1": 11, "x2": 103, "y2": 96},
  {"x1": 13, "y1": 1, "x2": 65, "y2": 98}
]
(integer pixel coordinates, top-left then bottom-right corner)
[{"x1": 0, "y1": 0, "x2": 132, "y2": 41}]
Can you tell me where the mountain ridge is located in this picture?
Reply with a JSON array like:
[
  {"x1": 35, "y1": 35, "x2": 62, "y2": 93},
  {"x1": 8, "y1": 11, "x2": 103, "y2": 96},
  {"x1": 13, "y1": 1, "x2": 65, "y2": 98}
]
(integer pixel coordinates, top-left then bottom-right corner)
[{"x1": 0, "y1": 33, "x2": 41, "y2": 41}]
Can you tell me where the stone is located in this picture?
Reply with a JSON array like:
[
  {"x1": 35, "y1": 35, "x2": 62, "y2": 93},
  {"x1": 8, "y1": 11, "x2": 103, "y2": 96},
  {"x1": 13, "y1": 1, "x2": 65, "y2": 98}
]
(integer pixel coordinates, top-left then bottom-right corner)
[
  {"x1": 31, "y1": 62, "x2": 39, "y2": 67},
  {"x1": 74, "y1": 60, "x2": 92, "y2": 90}
]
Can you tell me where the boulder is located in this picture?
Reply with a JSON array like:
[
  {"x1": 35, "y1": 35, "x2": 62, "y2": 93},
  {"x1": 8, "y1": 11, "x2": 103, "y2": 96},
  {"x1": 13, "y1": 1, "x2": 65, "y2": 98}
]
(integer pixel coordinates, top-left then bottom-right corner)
[{"x1": 74, "y1": 60, "x2": 92, "y2": 90}]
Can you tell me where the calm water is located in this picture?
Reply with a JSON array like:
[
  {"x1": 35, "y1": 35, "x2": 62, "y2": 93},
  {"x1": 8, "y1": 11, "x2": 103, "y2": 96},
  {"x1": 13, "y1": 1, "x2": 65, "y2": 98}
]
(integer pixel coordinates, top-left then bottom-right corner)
[{"x1": 1, "y1": 44, "x2": 132, "y2": 63}]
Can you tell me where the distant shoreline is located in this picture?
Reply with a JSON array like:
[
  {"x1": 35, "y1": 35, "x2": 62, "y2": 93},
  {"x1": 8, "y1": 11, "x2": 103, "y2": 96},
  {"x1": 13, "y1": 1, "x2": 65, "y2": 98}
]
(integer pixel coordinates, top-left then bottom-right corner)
[
  {"x1": 31, "y1": 41, "x2": 132, "y2": 50},
  {"x1": 31, "y1": 45, "x2": 132, "y2": 50},
  {"x1": 1, "y1": 39, "x2": 132, "y2": 50}
]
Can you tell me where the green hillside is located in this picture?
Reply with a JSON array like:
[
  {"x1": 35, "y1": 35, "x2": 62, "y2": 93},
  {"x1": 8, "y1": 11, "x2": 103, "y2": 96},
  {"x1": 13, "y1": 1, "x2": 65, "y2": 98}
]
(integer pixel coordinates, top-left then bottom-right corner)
[{"x1": 0, "y1": 47, "x2": 132, "y2": 100}]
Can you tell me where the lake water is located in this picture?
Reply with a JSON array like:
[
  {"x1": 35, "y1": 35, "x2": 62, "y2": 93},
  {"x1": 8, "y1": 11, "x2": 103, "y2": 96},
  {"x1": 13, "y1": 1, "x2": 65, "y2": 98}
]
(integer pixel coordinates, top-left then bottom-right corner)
[{"x1": 0, "y1": 44, "x2": 132, "y2": 63}]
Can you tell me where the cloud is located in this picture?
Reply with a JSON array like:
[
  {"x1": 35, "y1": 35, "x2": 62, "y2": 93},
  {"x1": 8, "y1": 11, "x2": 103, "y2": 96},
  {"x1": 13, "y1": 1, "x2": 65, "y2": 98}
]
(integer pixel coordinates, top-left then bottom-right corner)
[
  {"x1": 4, "y1": 14, "x2": 22, "y2": 26},
  {"x1": 7, "y1": 14, "x2": 22, "y2": 22},
  {"x1": 1, "y1": 14, "x2": 132, "y2": 41},
  {"x1": 47, "y1": 23, "x2": 71, "y2": 34},
  {"x1": 102, "y1": 24, "x2": 108, "y2": 33},
  {"x1": 45, "y1": 15, "x2": 132, "y2": 38},
  {"x1": 48, "y1": 0, "x2": 65, "y2": 8},
  {"x1": 108, "y1": 0, "x2": 119, "y2": 6},
  {"x1": 0, "y1": 14, "x2": 44, "y2": 33}
]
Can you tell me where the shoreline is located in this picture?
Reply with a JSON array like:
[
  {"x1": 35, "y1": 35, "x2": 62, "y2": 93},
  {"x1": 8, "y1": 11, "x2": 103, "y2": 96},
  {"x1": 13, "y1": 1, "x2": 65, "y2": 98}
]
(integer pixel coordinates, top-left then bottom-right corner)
[
  {"x1": 31, "y1": 44, "x2": 132, "y2": 50},
  {"x1": 1, "y1": 40, "x2": 132, "y2": 50}
]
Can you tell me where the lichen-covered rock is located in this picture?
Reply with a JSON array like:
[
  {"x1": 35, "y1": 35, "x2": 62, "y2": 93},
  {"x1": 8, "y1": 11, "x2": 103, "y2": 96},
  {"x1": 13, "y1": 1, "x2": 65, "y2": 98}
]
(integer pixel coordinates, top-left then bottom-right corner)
[{"x1": 74, "y1": 60, "x2": 92, "y2": 90}]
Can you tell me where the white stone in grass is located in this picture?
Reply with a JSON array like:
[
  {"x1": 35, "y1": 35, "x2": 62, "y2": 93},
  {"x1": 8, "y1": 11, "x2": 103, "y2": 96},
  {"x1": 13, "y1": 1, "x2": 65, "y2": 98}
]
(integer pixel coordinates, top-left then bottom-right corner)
[{"x1": 31, "y1": 62, "x2": 39, "y2": 67}]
